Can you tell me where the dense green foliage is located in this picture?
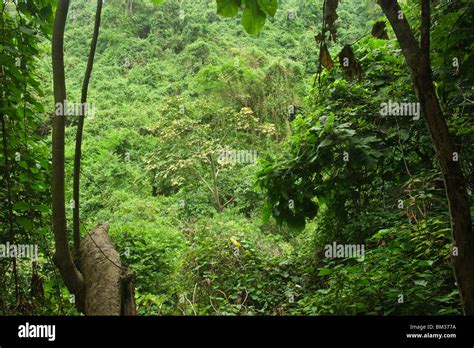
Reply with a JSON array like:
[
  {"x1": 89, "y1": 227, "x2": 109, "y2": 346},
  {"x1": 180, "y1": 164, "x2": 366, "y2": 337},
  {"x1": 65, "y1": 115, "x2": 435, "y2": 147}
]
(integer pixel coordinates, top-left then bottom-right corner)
[
  {"x1": 0, "y1": 0, "x2": 56, "y2": 314},
  {"x1": 1, "y1": 0, "x2": 472, "y2": 316}
]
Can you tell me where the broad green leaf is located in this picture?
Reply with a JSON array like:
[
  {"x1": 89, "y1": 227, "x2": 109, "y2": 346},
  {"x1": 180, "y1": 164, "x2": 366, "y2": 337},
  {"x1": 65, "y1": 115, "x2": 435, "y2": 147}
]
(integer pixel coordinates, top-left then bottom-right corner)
[
  {"x1": 13, "y1": 201, "x2": 29, "y2": 211},
  {"x1": 34, "y1": 204, "x2": 50, "y2": 213},
  {"x1": 318, "y1": 138, "x2": 333, "y2": 148},
  {"x1": 257, "y1": 0, "x2": 277, "y2": 16},
  {"x1": 19, "y1": 26, "x2": 35, "y2": 35},
  {"x1": 216, "y1": 0, "x2": 241, "y2": 17},
  {"x1": 18, "y1": 172, "x2": 29, "y2": 182},
  {"x1": 241, "y1": 0, "x2": 266, "y2": 35},
  {"x1": 318, "y1": 268, "x2": 332, "y2": 276},
  {"x1": 418, "y1": 260, "x2": 434, "y2": 267},
  {"x1": 17, "y1": 217, "x2": 34, "y2": 230}
]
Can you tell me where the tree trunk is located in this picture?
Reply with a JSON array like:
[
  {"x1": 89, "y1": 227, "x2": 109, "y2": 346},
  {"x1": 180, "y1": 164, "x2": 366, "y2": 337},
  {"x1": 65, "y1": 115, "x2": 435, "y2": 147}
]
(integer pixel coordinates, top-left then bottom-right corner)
[
  {"x1": 52, "y1": 0, "x2": 136, "y2": 315},
  {"x1": 80, "y1": 224, "x2": 136, "y2": 315},
  {"x1": 378, "y1": 0, "x2": 474, "y2": 314},
  {"x1": 52, "y1": 0, "x2": 86, "y2": 301}
]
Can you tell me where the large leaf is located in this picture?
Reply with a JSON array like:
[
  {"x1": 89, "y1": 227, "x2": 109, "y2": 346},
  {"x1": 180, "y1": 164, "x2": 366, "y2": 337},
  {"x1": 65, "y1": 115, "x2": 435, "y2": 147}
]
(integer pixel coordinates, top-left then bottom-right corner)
[
  {"x1": 242, "y1": 0, "x2": 266, "y2": 35},
  {"x1": 13, "y1": 201, "x2": 29, "y2": 212},
  {"x1": 216, "y1": 0, "x2": 242, "y2": 17},
  {"x1": 318, "y1": 268, "x2": 332, "y2": 276},
  {"x1": 257, "y1": 0, "x2": 277, "y2": 17},
  {"x1": 317, "y1": 138, "x2": 333, "y2": 149}
]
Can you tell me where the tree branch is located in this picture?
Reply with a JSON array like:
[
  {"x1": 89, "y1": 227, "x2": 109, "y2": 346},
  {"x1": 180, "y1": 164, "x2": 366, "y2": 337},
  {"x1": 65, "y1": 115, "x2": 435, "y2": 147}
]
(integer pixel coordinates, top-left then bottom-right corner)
[
  {"x1": 377, "y1": 0, "x2": 420, "y2": 74},
  {"x1": 73, "y1": 0, "x2": 103, "y2": 258}
]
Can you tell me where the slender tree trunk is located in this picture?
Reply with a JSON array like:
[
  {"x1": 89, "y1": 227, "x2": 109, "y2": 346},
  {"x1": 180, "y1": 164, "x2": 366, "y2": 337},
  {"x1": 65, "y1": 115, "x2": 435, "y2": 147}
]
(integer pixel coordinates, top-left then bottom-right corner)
[
  {"x1": 209, "y1": 156, "x2": 224, "y2": 212},
  {"x1": 52, "y1": 0, "x2": 136, "y2": 315},
  {"x1": 378, "y1": 0, "x2": 474, "y2": 314},
  {"x1": 52, "y1": 0, "x2": 86, "y2": 307},
  {"x1": 73, "y1": 0, "x2": 103, "y2": 258}
]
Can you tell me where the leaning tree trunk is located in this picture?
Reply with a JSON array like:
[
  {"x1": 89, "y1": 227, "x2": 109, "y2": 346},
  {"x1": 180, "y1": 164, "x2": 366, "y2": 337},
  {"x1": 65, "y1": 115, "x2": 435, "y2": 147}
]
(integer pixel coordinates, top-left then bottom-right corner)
[
  {"x1": 52, "y1": 0, "x2": 136, "y2": 315},
  {"x1": 378, "y1": 0, "x2": 474, "y2": 314}
]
